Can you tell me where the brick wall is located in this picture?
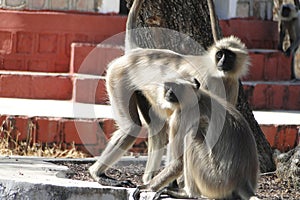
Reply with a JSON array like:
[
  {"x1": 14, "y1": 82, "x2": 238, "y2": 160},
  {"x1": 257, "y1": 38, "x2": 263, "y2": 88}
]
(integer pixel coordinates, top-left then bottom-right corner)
[{"x1": 0, "y1": 10, "x2": 127, "y2": 72}]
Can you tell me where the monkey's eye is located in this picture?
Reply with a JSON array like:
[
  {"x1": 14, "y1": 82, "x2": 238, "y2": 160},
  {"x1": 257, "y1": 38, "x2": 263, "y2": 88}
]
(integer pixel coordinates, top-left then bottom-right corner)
[
  {"x1": 216, "y1": 50, "x2": 223, "y2": 61},
  {"x1": 227, "y1": 52, "x2": 235, "y2": 59}
]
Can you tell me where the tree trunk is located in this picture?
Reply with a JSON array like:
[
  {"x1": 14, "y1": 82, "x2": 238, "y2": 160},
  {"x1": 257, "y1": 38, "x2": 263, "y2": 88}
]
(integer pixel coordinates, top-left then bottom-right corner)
[{"x1": 126, "y1": 0, "x2": 276, "y2": 172}]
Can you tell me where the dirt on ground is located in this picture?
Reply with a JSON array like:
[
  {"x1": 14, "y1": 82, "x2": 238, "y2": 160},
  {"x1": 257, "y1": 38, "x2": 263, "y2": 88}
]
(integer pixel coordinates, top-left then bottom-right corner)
[{"x1": 61, "y1": 162, "x2": 300, "y2": 200}]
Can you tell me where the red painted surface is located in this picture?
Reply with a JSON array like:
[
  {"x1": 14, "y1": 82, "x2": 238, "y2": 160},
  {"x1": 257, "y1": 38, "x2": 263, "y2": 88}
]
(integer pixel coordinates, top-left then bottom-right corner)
[
  {"x1": 70, "y1": 43, "x2": 124, "y2": 75},
  {"x1": 220, "y1": 19, "x2": 278, "y2": 49},
  {"x1": 0, "y1": 10, "x2": 127, "y2": 73},
  {"x1": 243, "y1": 51, "x2": 292, "y2": 81},
  {"x1": 36, "y1": 118, "x2": 61, "y2": 143},
  {"x1": 0, "y1": 74, "x2": 73, "y2": 100},
  {"x1": 74, "y1": 77, "x2": 107, "y2": 104},
  {"x1": 100, "y1": 119, "x2": 116, "y2": 139},
  {"x1": 0, "y1": 12, "x2": 298, "y2": 155},
  {"x1": 261, "y1": 125, "x2": 298, "y2": 152},
  {"x1": 243, "y1": 83, "x2": 300, "y2": 110},
  {"x1": 269, "y1": 85, "x2": 287, "y2": 110},
  {"x1": 0, "y1": 114, "x2": 297, "y2": 154}
]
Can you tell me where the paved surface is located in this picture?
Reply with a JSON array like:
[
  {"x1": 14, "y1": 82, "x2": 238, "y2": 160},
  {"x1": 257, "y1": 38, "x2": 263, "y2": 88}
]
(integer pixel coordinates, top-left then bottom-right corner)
[
  {"x1": 0, "y1": 156, "x2": 137, "y2": 200},
  {"x1": 0, "y1": 156, "x2": 197, "y2": 200}
]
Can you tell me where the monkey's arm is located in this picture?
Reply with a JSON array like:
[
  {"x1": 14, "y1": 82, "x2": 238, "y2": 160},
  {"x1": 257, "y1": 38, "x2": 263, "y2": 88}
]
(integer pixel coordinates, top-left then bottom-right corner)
[
  {"x1": 286, "y1": 22, "x2": 300, "y2": 56},
  {"x1": 148, "y1": 156, "x2": 183, "y2": 191},
  {"x1": 278, "y1": 22, "x2": 285, "y2": 52},
  {"x1": 133, "y1": 157, "x2": 183, "y2": 200}
]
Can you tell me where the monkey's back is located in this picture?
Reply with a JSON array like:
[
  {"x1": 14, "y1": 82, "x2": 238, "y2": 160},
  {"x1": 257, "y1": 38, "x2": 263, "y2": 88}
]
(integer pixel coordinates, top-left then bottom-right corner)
[
  {"x1": 106, "y1": 48, "x2": 212, "y2": 118},
  {"x1": 185, "y1": 91, "x2": 258, "y2": 198}
]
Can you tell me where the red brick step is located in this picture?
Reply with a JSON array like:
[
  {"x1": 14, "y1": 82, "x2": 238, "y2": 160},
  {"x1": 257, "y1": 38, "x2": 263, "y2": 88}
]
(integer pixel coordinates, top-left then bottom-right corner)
[
  {"x1": 245, "y1": 50, "x2": 292, "y2": 81},
  {"x1": 0, "y1": 10, "x2": 127, "y2": 73},
  {"x1": 220, "y1": 18, "x2": 278, "y2": 49},
  {"x1": 0, "y1": 71, "x2": 72, "y2": 100},
  {"x1": 243, "y1": 81, "x2": 300, "y2": 110}
]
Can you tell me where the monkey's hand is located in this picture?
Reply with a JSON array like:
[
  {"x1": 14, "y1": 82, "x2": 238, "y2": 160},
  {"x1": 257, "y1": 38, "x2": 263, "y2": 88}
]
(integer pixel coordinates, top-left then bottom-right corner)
[
  {"x1": 97, "y1": 173, "x2": 136, "y2": 188},
  {"x1": 132, "y1": 184, "x2": 155, "y2": 200},
  {"x1": 133, "y1": 186, "x2": 170, "y2": 200},
  {"x1": 152, "y1": 187, "x2": 193, "y2": 200}
]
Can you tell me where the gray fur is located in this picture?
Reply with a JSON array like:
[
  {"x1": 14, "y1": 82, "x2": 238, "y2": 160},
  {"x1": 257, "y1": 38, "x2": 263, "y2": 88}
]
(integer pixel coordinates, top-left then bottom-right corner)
[{"x1": 147, "y1": 80, "x2": 259, "y2": 200}]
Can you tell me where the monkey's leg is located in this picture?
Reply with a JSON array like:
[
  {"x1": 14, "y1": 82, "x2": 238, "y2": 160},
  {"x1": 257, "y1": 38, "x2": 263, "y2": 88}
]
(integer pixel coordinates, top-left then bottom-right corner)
[
  {"x1": 143, "y1": 123, "x2": 168, "y2": 183},
  {"x1": 278, "y1": 22, "x2": 285, "y2": 52},
  {"x1": 89, "y1": 92, "x2": 142, "y2": 182},
  {"x1": 287, "y1": 40, "x2": 300, "y2": 57},
  {"x1": 132, "y1": 158, "x2": 183, "y2": 200},
  {"x1": 135, "y1": 92, "x2": 168, "y2": 184},
  {"x1": 149, "y1": 111, "x2": 184, "y2": 191},
  {"x1": 183, "y1": 132, "x2": 203, "y2": 197},
  {"x1": 236, "y1": 181, "x2": 259, "y2": 200}
]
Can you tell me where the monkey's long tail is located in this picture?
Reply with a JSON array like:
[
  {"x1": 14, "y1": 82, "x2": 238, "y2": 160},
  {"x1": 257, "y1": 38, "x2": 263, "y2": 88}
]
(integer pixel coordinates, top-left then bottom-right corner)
[
  {"x1": 125, "y1": 0, "x2": 145, "y2": 52},
  {"x1": 207, "y1": 0, "x2": 221, "y2": 42}
]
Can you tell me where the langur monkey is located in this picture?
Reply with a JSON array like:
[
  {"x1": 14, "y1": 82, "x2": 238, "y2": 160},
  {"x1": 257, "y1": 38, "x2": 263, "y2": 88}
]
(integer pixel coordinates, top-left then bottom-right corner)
[
  {"x1": 278, "y1": 3, "x2": 300, "y2": 57},
  {"x1": 89, "y1": 0, "x2": 250, "y2": 184},
  {"x1": 137, "y1": 79, "x2": 259, "y2": 200}
]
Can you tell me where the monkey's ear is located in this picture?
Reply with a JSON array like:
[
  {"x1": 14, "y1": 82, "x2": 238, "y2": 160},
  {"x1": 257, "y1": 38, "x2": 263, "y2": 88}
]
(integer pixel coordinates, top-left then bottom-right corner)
[{"x1": 193, "y1": 78, "x2": 200, "y2": 90}]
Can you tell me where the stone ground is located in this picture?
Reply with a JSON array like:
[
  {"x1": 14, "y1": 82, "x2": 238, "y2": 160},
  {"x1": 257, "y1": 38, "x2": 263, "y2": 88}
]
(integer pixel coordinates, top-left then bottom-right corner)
[{"x1": 61, "y1": 162, "x2": 300, "y2": 200}]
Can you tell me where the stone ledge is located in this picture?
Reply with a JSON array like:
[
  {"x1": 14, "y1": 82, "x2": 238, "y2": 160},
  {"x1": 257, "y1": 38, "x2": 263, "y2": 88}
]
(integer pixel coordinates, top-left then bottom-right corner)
[{"x1": 0, "y1": 157, "x2": 133, "y2": 200}]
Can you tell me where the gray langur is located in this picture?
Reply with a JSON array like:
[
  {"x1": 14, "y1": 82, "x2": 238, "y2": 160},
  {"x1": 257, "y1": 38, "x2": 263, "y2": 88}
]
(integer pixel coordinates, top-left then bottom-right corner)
[
  {"x1": 137, "y1": 78, "x2": 259, "y2": 200},
  {"x1": 89, "y1": 0, "x2": 250, "y2": 184},
  {"x1": 278, "y1": 3, "x2": 300, "y2": 57}
]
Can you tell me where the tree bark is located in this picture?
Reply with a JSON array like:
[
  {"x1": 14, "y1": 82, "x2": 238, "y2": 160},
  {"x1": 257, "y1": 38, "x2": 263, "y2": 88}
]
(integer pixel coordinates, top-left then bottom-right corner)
[{"x1": 126, "y1": 0, "x2": 276, "y2": 172}]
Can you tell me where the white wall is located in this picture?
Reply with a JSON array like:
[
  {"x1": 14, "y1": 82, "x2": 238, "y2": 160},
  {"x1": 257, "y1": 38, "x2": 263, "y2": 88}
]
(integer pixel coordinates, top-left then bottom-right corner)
[
  {"x1": 98, "y1": 0, "x2": 120, "y2": 14},
  {"x1": 214, "y1": 0, "x2": 238, "y2": 19}
]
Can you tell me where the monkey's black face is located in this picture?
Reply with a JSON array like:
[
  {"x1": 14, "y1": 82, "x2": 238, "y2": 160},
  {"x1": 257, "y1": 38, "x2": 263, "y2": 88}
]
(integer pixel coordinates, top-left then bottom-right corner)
[
  {"x1": 164, "y1": 85, "x2": 179, "y2": 103},
  {"x1": 281, "y1": 6, "x2": 291, "y2": 18},
  {"x1": 215, "y1": 49, "x2": 236, "y2": 72},
  {"x1": 164, "y1": 79, "x2": 200, "y2": 103}
]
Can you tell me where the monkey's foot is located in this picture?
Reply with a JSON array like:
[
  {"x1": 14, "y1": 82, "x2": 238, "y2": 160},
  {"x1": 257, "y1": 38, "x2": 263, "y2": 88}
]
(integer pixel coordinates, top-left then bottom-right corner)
[
  {"x1": 88, "y1": 161, "x2": 104, "y2": 182},
  {"x1": 98, "y1": 173, "x2": 136, "y2": 188},
  {"x1": 153, "y1": 187, "x2": 197, "y2": 199},
  {"x1": 133, "y1": 185, "x2": 163, "y2": 200}
]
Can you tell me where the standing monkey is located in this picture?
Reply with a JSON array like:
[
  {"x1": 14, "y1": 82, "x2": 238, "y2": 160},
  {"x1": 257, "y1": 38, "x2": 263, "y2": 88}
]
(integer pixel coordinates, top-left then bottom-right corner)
[
  {"x1": 136, "y1": 79, "x2": 259, "y2": 200},
  {"x1": 278, "y1": 3, "x2": 300, "y2": 57},
  {"x1": 89, "y1": 0, "x2": 250, "y2": 184}
]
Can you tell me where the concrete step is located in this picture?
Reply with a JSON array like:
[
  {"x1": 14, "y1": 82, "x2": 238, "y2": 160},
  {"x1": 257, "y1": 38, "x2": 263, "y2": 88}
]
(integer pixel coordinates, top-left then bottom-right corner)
[
  {"x1": 0, "y1": 71, "x2": 107, "y2": 104},
  {"x1": 243, "y1": 81, "x2": 300, "y2": 110},
  {"x1": 70, "y1": 43, "x2": 124, "y2": 75},
  {"x1": 0, "y1": 98, "x2": 298, "y2": 154},
  {"x1": 254, "y1": 111, "x2": 300, "y2": 152},
  {"x1": 0, "y1": 71, "x2": 73, "y2": 100},
  {"x1": 0, "y1": 157, "x2": 134, "y2": 200},
  {"x1": 245, "y1": 49, "x2": 292, "y2": 81},
  {"x1": 0, "y1": 97, "x2": 115, "y2": 156}
]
